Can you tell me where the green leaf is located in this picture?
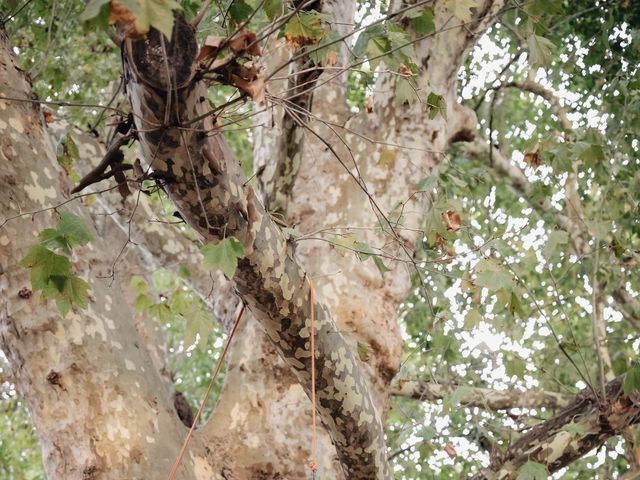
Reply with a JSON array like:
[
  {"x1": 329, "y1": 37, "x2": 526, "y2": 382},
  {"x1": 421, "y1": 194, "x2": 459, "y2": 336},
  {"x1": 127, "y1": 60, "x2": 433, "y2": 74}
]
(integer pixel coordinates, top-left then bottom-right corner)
[
  {"x1": 475, "y1": 260, "x2": 514, "y2": 292},
  {"x1": 353, "y1": 241, "x2": 374, "y2": 261},
  {"x1": 543, "y1": 230, "x2": 568, "y2": 259},
  {"x1": 228, "y1": 0, "x2": 254, "y2": 24},
  {"x1": 119, "y1": 0, "x2": 181, "y2": 39},
  {"x1": 20, "y1": 245, "x2": 72, "y2": 290},
  {"x1": 447, "y1": 0, "x2": 480, "y2": 23},
  {"x1": 464, "y1": 308, "x2": 482, "y2": 328},
  {"x1": 148, "y1": 302, "x2": 173, "y2": 323},
  {"x1": 264, "y1": 0, "x2": 284, "y2": 20},
  {"x1": 623, "y1": 361, "x2": 640, "y2": 395},
  {"x1": 56, "y1": 212, "x2": 93, "y2": 248},
  {"x1": 20, "y1": 245, "x2": 89, "y2": 316},
  {"x1": 563, "y1": 423, "x2": 586, "y2": 438},
  {"x1": 201, "y1": 237, "x2": 245, "y2": 278},
  {"x1": 79, "y1": 0, "x2": 110, "y2": 22},
  {"x1": 517, "y1": 461, "x2": 548, "y2": 480},
  {"x1": 59, "y1": 276, "x2": 90, "y2": 314},
  {"x1": 130, "y1": 275, "x2": 149, "y2": 296},
  {"x1": 509, "y1": 292, "x2": 526, "y2": 319},
  {"x1": 527, "y1": 33, "x2": 555, "y2": 69},
  {"x1": 373, "y1": 256, "x2": 391, "y2": 276},
  {"x1": 416, "y1": 175, "x2": 438, "y2": 192},
  {"x1": 407, "y1": 7, "x2": 435, "y2": 35},
  {"x1": 135, "y1": 293, "x2": 153, "y2": 312},
  {"x1": 426, "y1": 92, "x2": 447, "y2": 119},
  {"x1": 284, "y1": 11, "x2": 327, "y2": 47}
]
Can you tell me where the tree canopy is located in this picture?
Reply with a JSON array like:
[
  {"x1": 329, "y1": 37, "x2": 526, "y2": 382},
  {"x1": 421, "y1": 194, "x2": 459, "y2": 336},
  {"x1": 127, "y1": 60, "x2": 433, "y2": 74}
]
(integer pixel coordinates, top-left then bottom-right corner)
[{"x1": 0, "y1": 0, "x2": 639, "y2": 479}]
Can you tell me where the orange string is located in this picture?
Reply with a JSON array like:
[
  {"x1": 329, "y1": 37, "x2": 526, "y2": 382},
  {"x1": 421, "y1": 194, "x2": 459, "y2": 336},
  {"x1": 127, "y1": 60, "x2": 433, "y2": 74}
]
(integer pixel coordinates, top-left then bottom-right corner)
[
  {"x1": 306, "y1": 276, "x2": 317, "y2": 476},
  {"x1": 167, "y1": 304, "x2": 245, "y2": 480}
]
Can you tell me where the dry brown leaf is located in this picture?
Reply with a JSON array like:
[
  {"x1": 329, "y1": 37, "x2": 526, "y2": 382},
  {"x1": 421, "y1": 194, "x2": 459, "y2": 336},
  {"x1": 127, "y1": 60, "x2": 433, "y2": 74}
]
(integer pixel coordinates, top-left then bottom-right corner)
[
  {"x1": 444, "y1": 443, "x2": 457, "y2": 459},
  {"x1": 229, "y1": 27, "x2": 261, "y2": 56},
  {"x1": 232, "y1": 68, "x2": 267, "y2": 106},
  {"x1": 196, "y1": 35, "x2": 226, "y2": 63},
  {"x1": 364, "y1": 96, "x2": 374, "y2": 114},
  {"x1": 325, "y1": 50, "x2": 338, "y2": 66},
  {"x1": 398, "y1": 63, "x2": 412, "y2": 77},
  {"x1": 442, "y1": 210, "x2": 462, "y2": 232},
  {"x1": 110, "y1": 0, "x2": 146, "y2": 38},
  {"x1": 43, "y1": 110, "x2": 54, "y2": 124},
  {"x1": 435, "y1": 233, "x2": 446, "y2": 248},
  {"x1": 524, "y1": 150, "x2": 542, "y2": 169}
]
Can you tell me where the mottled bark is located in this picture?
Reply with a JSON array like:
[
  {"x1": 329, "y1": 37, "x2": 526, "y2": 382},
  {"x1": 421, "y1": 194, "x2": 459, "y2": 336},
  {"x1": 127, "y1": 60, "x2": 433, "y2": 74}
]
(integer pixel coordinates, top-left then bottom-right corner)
[
  {"x1": 122, "y1": 15, "x2": 392, "y2": 479},
  {"x1": 470, "y1": 378, "x2": 640, "y2": 479},
  {"x1": 0, "y1": 28, "x2": 234, "y2": 480},
  {"x1": 390, "y1": 379, "x2": 573, "y2": 410}
]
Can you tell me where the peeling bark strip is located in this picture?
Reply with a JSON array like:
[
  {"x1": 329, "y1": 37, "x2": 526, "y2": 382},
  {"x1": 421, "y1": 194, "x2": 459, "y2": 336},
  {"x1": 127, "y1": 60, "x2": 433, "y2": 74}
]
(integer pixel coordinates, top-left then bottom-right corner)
[
  {"x1": 122, "y1": 17, "x2": 392, "y2": 479},
  {"x1": 470, "y1": 378, "x2": 640, "y2": 480},
  {"x1": 391, "y1": 379, "x2": 573, "y2": 410}
]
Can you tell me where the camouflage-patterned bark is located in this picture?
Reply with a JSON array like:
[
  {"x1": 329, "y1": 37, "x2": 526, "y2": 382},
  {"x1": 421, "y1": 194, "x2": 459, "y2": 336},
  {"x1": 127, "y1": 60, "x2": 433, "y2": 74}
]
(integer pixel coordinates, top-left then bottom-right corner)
[{"x1": 122, "y1": 15, "x2": 392, "y2": 479}]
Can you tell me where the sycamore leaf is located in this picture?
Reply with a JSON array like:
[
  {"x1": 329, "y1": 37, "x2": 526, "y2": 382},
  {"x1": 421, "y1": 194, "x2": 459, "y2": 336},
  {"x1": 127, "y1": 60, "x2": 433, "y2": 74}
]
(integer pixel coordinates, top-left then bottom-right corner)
[
  {"x1": 56, "y1": 212, "x2": 93, "y2": 247},
  {"x1": 427, "y1": 92, "x2": 447, "y2": 119},
  {"x1": 228, "y1": 0, "x2": 253, "y2": 23},
  {"x1": 527, "y1": 33, "x2": 555, "y2": 69},
  {"x1": 543, "y1": 230, "x2": 568, "y2": 259},
  {"x1": 447, "y1": 0, "x2": 480, "y2": 23},
  {"x1": 407, "y1": 7, "x2": 435, "y2": 35},
  {"x1": 563, "y1": 423, "x2": 586, "y2": 438},
  {"x1": 517, "y1": 461, "x2": 548, "y2": 480},
  {"x1": 201, "y1": 237, "x2": 245, "y2": 278},
  {"x1": 373, "y1": 256, "x2": 391, "y2": 276},
  {"x1": 148, "y1": 302, "x2": 173, "y2": 323},
  {"x1": 265, "y1": 0, "x2": 284, "y2": 20},
  {"x1": 20, "y1": 245, "x2": 89, "y2": 316},
  {"x1": 58, "y1": 276, "x2": 90, "y2": 314},
  {"x1": 20, "y1": 245, "x2": 72, "y2": 290},
  {"x1": 623, "y1": 361, "x2": 640, "y2": 395},
  {"x1": 39, "y1": 212, "x2": 92, "y2": 254},
  {"x1": 130, "y1": 275, "x2": 149, "y2": 296},
  {"x1": 464, "y1": 308, "x2": 482, "y2": 328},
  {"x1": 475, "y1": 259, "x2": 514, "y2": 291},
  {"x1": 284, "y1": 11, "x2": 327, "y2": 49},
  {"x1": 416, "y1": 175, "x2": 438, "y2": 192},
  {"x1": 117, "y1": 0, "x2": 181, "y2": 39},
  {"x1": 79, "y1": 0, "x2": 111, "y2": 22}
]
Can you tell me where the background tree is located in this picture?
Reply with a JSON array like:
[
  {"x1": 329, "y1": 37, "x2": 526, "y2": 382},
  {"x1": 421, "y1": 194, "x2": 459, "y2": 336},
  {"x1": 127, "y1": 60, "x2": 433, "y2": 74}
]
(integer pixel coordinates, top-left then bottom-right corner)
[{"x1": 0, "y1": 1, "x2": 639, "y2": 479}]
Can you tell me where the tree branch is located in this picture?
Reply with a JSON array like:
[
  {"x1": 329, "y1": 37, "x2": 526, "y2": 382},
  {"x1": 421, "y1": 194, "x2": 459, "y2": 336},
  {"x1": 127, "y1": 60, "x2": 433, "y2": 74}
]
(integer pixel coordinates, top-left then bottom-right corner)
[
  {"x1": 469, "y1": 377, "x2": 640, "y2": 479},
  {"x1": 390, "y1": 379, "x2": 573, "y2": 410}
]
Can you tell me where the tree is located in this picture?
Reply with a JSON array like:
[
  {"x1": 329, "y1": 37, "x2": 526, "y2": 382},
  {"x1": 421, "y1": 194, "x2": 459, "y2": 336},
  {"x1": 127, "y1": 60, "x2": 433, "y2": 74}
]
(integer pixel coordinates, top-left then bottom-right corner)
[{"x1": 0, "y1": 1, "x2": 639, "y2": 479}]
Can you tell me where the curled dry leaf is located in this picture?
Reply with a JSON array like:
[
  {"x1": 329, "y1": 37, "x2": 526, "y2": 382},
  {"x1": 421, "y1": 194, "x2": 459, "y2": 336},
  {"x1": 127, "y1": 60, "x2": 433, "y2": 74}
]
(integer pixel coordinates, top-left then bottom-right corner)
[
  {"x1": 364, "y1": 95, "x2": 374, "y2": 114},
  {"x1": 524, "y1": 150, "x2": 542, "y2": 169},
  {"x1": 398, "y1": 63, "x2": 412, "y2": 77},
  {"x1": 325, "y1": 50, "x2": 338, "y2": 66},
  {"x1": 196, "y1": 35, "x2": 226, "y2": 63},
  {"x1": 231, "y1": 62, "x2": 266, "y2": 106},
  {"x1": 43, "y1": 110, "x2": 54, "y2": 124},
  {"x1": 435, "y1": 233, "x2": 446, "y2": 248},
  {"x1": 444, "y1": 443, "x2": 457, "y2": 459},
  {"x1": 228, "y1": 27, "x2": 261, "y2": 56},
  {"x1": 442, "y1": 210, "x2": 462, "y2": 232}
]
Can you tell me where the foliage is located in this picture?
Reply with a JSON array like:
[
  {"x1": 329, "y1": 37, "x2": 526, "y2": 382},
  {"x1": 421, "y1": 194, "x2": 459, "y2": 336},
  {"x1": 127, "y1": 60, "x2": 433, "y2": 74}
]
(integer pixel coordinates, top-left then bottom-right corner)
[
  {"x1": 20, "y1": 212, "x2": 92, "y2": 316},
  {"x1": 1, "y1": 0, "x2": 640, "y2": 478}
]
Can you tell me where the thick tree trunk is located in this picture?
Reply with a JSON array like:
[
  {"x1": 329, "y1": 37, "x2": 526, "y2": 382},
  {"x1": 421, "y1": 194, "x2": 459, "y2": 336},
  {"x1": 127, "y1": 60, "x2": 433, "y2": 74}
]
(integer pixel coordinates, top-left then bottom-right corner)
[{"x1": 0, "y1": 28, "x2": 234, "y2": 480}]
